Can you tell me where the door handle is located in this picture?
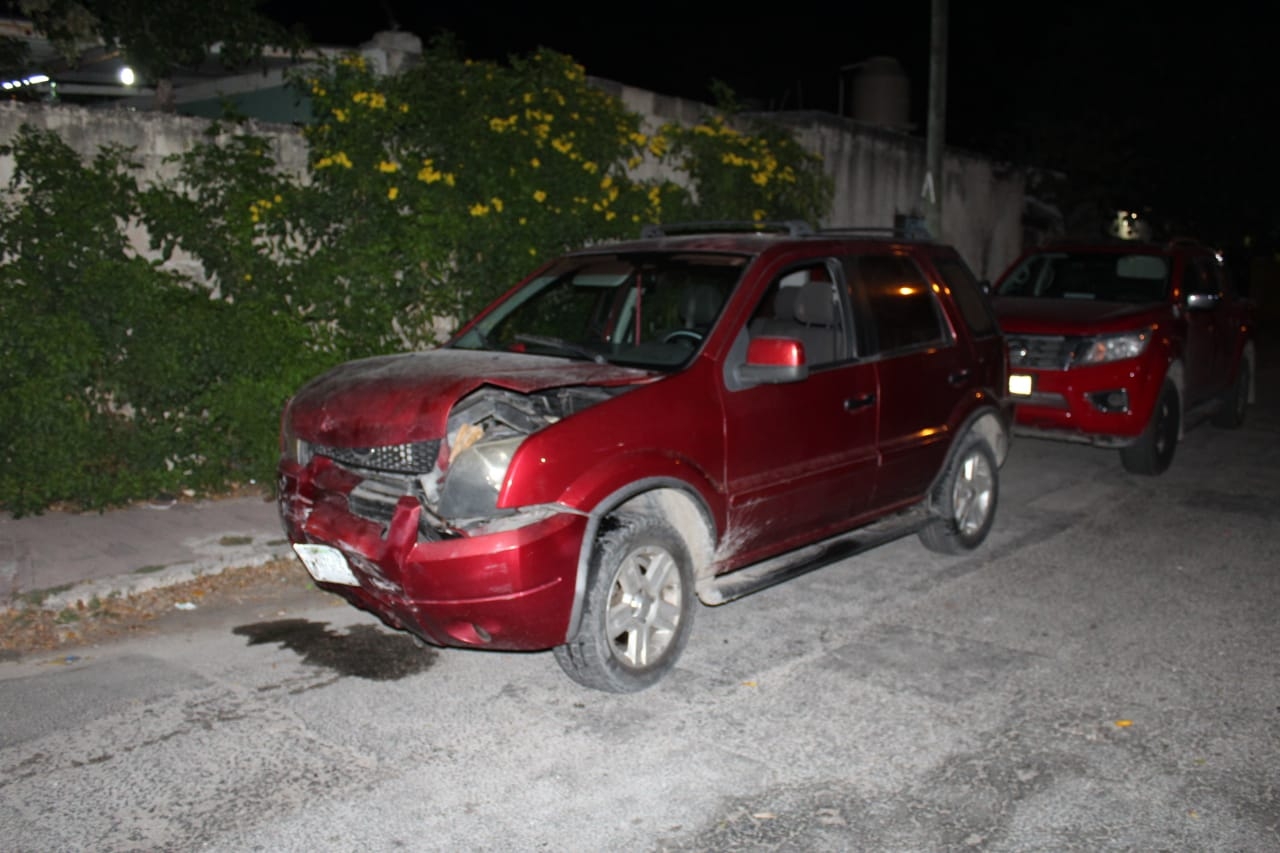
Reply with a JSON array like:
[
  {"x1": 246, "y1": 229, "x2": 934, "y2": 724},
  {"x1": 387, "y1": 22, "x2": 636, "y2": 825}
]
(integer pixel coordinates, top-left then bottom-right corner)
[
  {"x1": 947, "y1": 369, "x2": 971, "y2": 387},
  {"x1": 844, "y1": 392, "x2": 876, "y2": 411}
]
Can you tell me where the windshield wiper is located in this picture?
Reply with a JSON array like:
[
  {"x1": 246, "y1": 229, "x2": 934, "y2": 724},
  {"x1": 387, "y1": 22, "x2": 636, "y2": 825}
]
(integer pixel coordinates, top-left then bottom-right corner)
[{"x1": 513, "y1": 334, "x2": 607, "y2": 364}]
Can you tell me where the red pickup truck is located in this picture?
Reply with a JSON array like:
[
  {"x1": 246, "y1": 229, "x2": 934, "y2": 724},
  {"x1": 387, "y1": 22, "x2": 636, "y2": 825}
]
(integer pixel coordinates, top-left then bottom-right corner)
[{"x1": 992, "y1": 239, "x2": 1256, "y2": 475}]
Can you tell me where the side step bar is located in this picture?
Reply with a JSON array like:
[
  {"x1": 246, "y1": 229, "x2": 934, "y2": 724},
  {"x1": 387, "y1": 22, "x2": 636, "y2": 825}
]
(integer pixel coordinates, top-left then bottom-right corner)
[{"x1": 698, "y1": 504, "x2": 931, "y2": 606}]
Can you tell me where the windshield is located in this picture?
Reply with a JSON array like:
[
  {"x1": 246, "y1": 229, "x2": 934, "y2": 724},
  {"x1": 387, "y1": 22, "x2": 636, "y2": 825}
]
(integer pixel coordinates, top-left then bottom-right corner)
[
  {"x1": 450, "y1": 252, "x2": 748, "y2": 368},
  {"x1": 997, "y1": 252, "x2": 1170, "y2": 303}
]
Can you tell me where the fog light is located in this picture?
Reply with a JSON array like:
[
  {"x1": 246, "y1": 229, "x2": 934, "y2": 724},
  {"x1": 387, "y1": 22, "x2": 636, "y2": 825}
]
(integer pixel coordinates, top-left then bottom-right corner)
[
  {"x1": 445, "y1": 621, "x2": 493, "y2": 645},
  {"x1": 1088, "y1": 389, "x2": 1129, "y2": 413}
]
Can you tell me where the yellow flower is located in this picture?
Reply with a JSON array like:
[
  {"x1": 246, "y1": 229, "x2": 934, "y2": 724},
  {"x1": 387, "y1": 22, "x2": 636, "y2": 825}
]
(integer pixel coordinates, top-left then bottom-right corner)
[
  {"x1": 530, "y1": 157, "x2": 541, "y2": 168},
  {"x1": 533, "y1": 190, "x2": 548, "y2": 203},
  {"x1": 751, "y1": 172, "x2": 769, "y2": 186},
  {"x1": 352, "y1": 92, "x2": 369, "y2": 104},
  {"x1": 399, "y1": 103, "x2": 409, "y2": 113},
  {"x1": 332, "y1": 108, "x2": 349, "y2": 123},
  {"x1": 378, "y1": 160, "x2": 399, "y2": 173},
  {"x1": 600, "y1": 175, "x2": 613, "y2": 189},
  {"x1": 552, "y1": 138, "x2": 573, "y2": 155},
  {"x1": 367, "y1": 92, "x2": 386, "y2": 110},
  {"x1": 582, "y1": 160, "x2": 599, "y2": 174},
  {"x1": 470, "y1": 203, "x2": 490, "y2": 217},
  {"x1": 490, "y1": 197, "x2": 504, "y2": 212},
  {"x1": 752, "y1": 209, "x2": 766, "y2": 221},
  {"x1": 243, "y1": 273, "x2": 253, "y2": 281},
  {"x1": 273, "y1": 194, "x2": 283, "y2": 203},
  {"x1": 387, "y1": 186, "x2": 399, "y2": 200},
  {"x1": 444, "y1": 173, "x2": 456, "y2": 187},
  {"x1": 605, "y1": 210, "x2": 617, "y2": 221}
]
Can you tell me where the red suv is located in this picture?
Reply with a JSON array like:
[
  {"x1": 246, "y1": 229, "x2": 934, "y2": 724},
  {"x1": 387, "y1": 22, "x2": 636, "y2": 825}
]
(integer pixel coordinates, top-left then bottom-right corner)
[
  {"x1": 993, "y1": 240, "x2": 1256, "y2": 475},
  {"x1": 277, "y1": 224, "x2": 1013, "y2": 691}
]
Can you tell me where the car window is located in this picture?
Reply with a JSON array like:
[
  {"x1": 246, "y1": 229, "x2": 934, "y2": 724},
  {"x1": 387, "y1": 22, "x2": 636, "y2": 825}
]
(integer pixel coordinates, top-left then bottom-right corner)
[
  {"x1": 747, "y1": 261, "x2": 852, "y2": 365},
  {"x1": 934, "y1": 253, "x2": 999, "y2": 338},
  {"x1": 845, "y1": 254, "x2": 949, "y2": 355}
]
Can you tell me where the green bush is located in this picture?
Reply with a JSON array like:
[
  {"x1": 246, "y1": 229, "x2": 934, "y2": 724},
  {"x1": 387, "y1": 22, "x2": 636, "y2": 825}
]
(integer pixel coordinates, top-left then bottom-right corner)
[{"x1": 0, "y1": 44, "x2": 833, "y2": 516}]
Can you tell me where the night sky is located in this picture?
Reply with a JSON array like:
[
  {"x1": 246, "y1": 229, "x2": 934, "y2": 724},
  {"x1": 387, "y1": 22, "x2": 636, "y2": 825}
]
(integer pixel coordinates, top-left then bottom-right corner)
[{"x1": 262, "y1": 0, "x2": 1279, "y2": 244}]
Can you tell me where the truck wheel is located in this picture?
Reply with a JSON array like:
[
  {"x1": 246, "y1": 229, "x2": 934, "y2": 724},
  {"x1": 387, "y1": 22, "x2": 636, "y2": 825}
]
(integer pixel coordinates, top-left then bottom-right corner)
[
  {"x1": 1211, "y1": 357, "x2": 1250, "y2": 429},
  {"x1": 554, "y1": 513, "x2": 695, "y2": 692},
  {"x1": 919, "y1": 438, "x2": 998, "y2": 555},
  {"x1": 1120, "y1": 381, "x2": 1180, "y2": 475}
]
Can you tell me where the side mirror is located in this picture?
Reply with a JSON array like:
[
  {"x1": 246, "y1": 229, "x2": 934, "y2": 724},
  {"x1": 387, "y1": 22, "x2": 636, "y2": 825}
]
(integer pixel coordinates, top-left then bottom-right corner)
[
  {"x1": 734, "y1": 336, "x2": 810, "y2": 385},
  {"x1": 1186, "y1": 292, "x2": 1221, "y2": 311}
]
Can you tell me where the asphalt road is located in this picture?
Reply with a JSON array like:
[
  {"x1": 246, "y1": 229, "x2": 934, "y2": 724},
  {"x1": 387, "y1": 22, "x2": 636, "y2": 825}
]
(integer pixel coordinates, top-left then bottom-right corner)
[{"x1": 2, "y1": 372, "x2": 1278, "y2": 852}]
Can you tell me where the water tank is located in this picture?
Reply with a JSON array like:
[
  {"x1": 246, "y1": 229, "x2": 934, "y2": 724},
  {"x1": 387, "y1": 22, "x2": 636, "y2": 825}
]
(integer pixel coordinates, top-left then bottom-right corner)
[{"x1": 850, "y1": 56, "x2": 911, "y2": 131}]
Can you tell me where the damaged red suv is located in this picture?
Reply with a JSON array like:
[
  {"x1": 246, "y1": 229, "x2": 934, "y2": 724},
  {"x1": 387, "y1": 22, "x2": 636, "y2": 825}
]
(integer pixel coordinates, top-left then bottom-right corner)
[{"x1": 278, "y1": 224, "x2": 1013, "y2": 691}]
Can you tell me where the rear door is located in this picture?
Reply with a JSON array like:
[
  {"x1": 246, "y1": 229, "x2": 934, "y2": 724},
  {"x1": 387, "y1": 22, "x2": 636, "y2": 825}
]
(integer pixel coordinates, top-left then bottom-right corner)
[
  {"x1": 845, "y1": 252, "x2": 971, "y2": 507},
  {"x1": 720, "y1": 258, "x2": 879, "y2": 567}
]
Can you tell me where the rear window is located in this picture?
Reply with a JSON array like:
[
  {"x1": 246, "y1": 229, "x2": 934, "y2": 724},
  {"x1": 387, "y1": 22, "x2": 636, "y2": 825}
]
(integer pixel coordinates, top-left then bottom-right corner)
[{"x1": 845, "y1": 254, "x2": 949, "y2": 354}]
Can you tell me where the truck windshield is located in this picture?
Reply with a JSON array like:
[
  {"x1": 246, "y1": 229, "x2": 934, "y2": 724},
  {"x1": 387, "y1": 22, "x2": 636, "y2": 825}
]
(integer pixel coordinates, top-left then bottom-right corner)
[{"x1": 997, "y1": 252, "x2": 1169, "y2": 303}]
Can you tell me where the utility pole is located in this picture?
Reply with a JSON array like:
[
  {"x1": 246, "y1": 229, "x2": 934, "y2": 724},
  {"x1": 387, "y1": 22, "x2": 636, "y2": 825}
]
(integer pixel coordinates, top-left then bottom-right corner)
[{"x1": 924, "y1": 0, "x2": 948, "y2": 239}]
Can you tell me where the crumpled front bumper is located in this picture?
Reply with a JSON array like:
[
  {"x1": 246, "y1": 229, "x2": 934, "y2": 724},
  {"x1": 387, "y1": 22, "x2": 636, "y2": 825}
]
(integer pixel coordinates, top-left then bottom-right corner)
[{"x1": 278, "y1": 459, "x2": 585, "y2": 651}]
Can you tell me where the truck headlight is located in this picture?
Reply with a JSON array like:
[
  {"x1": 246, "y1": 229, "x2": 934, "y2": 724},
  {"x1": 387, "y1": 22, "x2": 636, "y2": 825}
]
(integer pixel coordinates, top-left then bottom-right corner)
[
  {"x1": 1075, "y1": 329, "x2": 1151, "y2": 365},
  {"x1": 438, "y1": 436, "x2": 524, "y2": 520}
]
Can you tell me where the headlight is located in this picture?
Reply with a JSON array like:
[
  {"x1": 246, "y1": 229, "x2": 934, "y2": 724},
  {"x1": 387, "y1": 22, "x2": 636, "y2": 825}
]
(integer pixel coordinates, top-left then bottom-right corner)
[
  {"x1": 437, "y1": 436, "x2": 524, "y2": 519},
  {"x1": 1075, "y1": 329, "x2": 1151, "y2": 365}
]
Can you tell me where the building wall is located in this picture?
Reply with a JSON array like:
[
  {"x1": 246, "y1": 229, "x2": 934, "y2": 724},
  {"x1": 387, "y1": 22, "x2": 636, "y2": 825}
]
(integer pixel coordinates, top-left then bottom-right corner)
[{"x1": 3, "y1": 80, "x2": 1024, "y2": 280}]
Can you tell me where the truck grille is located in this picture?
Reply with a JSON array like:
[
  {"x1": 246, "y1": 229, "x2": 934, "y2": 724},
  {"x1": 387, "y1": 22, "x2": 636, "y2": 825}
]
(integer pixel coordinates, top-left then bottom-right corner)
[{"x1": 1007, "y1": 335, "x2": 1073, "y2": 370}]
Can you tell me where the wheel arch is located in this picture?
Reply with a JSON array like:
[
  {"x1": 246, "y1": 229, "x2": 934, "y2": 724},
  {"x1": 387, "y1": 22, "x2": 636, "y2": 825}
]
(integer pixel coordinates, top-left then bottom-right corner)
[
  {"x1": 926, "y1": 405, "x2": 1010, "y2": 516},
  {"x1": 562, "y1": 478, "x2": 717, "y2": 643}
]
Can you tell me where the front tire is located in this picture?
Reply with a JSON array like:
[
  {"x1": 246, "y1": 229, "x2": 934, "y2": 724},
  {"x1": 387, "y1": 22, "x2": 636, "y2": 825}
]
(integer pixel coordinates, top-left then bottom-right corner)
[
  {"x1": 919, "y1": 438, "x2": 999, "y2": 555},
  {"x1": 554, "y1": 513, "x2": 695, "y2": 692},
  {"x1": 1120, "y1": 380, "x2": 1179, "y2": 475},
  {"x1": 1211, "y1": 356, "x2": 1250, "y2": 429}
]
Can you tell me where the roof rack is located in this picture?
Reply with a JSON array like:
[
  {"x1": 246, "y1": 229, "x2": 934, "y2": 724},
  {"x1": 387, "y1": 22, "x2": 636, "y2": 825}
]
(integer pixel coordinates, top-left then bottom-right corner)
[
  {"x1": 640, "y1": 220, "x2": 814, "y2": 239},
  {"x1": 818, "y1": 223, "x2": 933, "y2": 241}
]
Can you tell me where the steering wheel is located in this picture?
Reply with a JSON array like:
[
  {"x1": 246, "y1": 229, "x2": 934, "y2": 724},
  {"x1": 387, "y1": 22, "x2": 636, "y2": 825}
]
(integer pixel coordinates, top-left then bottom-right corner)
[{"x1": 662, "y1": 329, "x2": 704, "y2": 346}]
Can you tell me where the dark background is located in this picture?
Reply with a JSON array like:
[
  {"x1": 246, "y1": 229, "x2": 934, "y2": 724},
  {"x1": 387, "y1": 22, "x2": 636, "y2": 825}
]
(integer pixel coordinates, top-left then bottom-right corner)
[{"x1": 263, "y1": 1, "x2": 1277, "y2": 247}]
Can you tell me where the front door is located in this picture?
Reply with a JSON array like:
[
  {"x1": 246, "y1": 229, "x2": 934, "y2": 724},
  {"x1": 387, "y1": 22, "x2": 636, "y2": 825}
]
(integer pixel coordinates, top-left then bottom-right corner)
[{"x1": 720, "y1": 260, "x2": 879, "y2": 569}]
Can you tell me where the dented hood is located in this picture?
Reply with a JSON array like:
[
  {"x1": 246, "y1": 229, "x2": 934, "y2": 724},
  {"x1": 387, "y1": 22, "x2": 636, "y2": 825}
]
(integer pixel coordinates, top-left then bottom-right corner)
[
  {"x1": 287, "y1": 348, "x2": 654, "y2": 447},
  {"x1": 993, "y1": 297, "x2": 1165, "y2": 336}
]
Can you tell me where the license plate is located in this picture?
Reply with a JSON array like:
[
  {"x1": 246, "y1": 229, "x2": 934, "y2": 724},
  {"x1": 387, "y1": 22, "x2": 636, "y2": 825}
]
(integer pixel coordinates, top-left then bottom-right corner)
[
  {"x1": 293, "y1": 543, "x2": 360, "y2": 586},
  {"x1": 1008, "y1": 373, "x2": 1033, "y2": 396}
]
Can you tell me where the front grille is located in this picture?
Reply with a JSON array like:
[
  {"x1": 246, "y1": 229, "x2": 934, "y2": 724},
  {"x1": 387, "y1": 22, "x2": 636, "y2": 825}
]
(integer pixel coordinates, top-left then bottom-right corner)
[
  {"x1": 1007, "y1": 335, "x2": 1073, "y2": 370},
  {"x1": 314, "y1": 439, "x2": 440, "y2": 474}
]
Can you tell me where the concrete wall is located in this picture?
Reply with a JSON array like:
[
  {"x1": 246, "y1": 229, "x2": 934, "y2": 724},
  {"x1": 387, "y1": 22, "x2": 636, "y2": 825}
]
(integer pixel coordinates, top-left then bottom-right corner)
[
  {"x1": 2, "y1": 80, "x2": 1024, "y2": 281},
  {"x1": 0, "y1": 101, "x2": 309, "y2": 189},
  {"x1": 768, "y1": 111, "x2": 1025, "y2": 280}
]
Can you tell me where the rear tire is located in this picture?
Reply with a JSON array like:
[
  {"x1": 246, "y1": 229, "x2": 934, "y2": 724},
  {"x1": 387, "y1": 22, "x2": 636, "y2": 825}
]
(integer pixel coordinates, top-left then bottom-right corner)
[
  {"x1": 919, "y1": 438, "x2": 999, "y2": 555},
  {"x1": 1120, "y1": 381, "x2": 1179, "y2": 475},
  {"x1": 554, "y1": 513, "x2": 695, "y2": 693}
]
